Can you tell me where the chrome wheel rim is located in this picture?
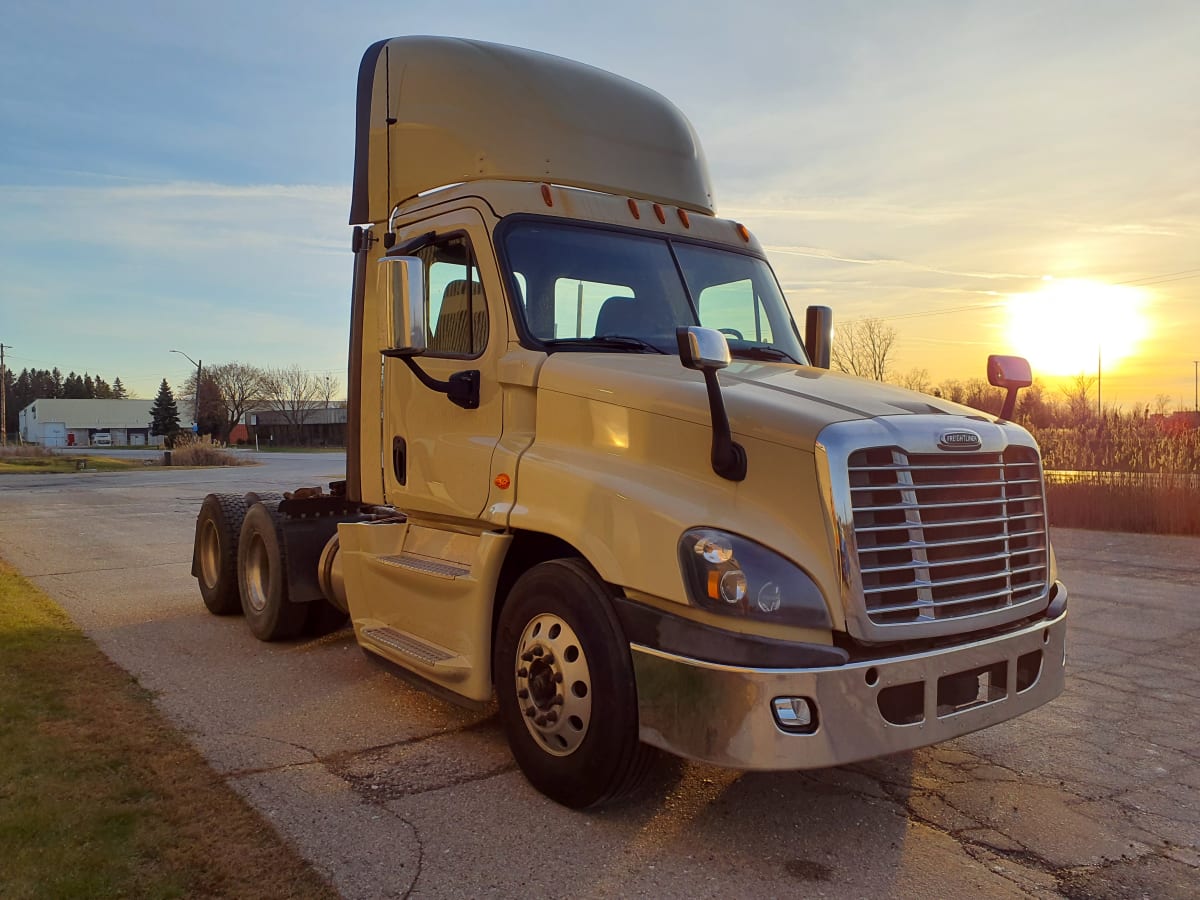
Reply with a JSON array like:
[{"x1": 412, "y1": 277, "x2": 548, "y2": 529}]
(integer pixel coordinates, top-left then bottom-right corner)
[
  {"x1": 199, "y1": 519, "x2": 221, "y2": 588},
  {"x1": 243, "y1": 532, "x2": 270, "y2": 613},
  {"x1": 515, "y1": 613, "x2": 592, "y2": 757}
]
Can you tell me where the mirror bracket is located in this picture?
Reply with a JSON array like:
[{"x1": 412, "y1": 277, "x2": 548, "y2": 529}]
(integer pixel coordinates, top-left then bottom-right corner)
[{"x1": 382, "y1": 350, "x2": 480, "y2": 410}]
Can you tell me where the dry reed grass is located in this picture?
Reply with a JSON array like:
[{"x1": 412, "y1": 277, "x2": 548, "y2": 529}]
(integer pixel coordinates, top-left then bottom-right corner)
[{"x1": 169, "y1": 434, "x2": 250, "y2": 467}]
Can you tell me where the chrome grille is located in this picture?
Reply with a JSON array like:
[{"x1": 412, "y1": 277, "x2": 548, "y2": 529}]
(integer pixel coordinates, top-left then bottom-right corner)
[{"x1": 848, "y1": 446, "x2": 1048, "y2": 626}]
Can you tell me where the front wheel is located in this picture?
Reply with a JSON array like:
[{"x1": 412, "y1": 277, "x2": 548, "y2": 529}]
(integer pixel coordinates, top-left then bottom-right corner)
[{"x1": 494, "y1": 559, "x2": 657, "y2": 808}]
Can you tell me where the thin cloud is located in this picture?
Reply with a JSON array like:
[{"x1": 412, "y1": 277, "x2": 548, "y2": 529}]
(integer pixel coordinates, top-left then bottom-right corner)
[{"x1": 764, "y1": 244, "x2": 1038, "y2": 281}]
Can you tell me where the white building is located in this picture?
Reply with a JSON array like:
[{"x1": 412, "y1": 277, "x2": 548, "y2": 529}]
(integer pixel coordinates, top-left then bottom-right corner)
[{"x1": 18, "y1": 399, "x2": 162, "y2": 447}]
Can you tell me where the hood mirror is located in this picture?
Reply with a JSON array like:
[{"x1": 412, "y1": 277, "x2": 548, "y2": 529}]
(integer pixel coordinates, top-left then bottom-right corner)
[
  {"x1": 677, "y1": 327, "x2": 746, "y2": 482},
  {"x1": 987, "y1": 355, "x2": 1032, "y2": 421}
]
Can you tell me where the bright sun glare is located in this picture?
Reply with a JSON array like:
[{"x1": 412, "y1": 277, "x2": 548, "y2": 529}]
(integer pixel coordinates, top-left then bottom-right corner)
[{"x1": 1005, "y1": 278, "x2": 1149, "y2": 377}]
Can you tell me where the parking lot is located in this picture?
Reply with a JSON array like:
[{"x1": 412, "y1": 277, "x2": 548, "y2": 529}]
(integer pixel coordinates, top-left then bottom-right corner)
[{"x1": 0, "y1": 452, "x2": 1196, "y2": 898}]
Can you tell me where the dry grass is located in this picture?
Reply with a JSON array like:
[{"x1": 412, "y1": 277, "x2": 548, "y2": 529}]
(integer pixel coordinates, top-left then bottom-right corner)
[
  {"x1": 170, "y1": 434, "x2": 251, "y2": 467},
  {"x1": 0, "y1": 559, "x2": 336, "y2": 899},
  {"x1": 1030, "y1": 415, "x2": 1200, "y2": 536},
  {"x1": 0, "y1": 444, "x2": 56, "y2": 458},
  {"x1": 1046, "y1": 471, "x2": 1200, "y2": 536}
]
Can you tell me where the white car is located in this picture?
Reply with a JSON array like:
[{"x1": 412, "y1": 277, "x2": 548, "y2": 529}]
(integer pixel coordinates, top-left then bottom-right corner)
[{"x1": 92, "y1": 432, "x2": 112, "y2": 447}]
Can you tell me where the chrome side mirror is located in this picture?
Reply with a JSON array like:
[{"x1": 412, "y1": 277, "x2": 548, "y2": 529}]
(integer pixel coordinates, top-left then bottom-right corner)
[
  {"x1": 805, "y1": 305, "x2": 832, "y2": 369},
  {"x1": 380, "y1": 255, "x2": 427, "y2": 354}
]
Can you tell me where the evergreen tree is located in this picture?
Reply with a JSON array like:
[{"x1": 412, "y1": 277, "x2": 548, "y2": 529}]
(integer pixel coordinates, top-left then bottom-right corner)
[
  {"x1": 112, "y1": 377, "x2": 128, "y2": 399},
  {"x1": 2, "y1": 367, "x2": 15, "y2": 437},
  {"x1": 150, "y1": 379, "x2": 181, "y2": 447},
  {"x1": 64, "y1": 372, "x2": 87, "y2": 399},
  {"x1": 92, "y1": 376, "x2": 113, "y2": 399}
]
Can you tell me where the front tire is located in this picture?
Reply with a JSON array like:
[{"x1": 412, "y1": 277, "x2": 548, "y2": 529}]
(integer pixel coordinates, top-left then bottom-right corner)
[
  {"x1": 494, "y1": 558, "x2": 657, "y2": 808},
  {"x1": 196, "y1": 493, "x2": 247, "y2": 615},
  {"x1": 237, "y1": 502, "x2": 307, "y2": 641}
]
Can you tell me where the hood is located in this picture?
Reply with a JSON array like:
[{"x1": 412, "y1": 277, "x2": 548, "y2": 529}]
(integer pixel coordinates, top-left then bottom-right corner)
[{"x1": 536, "y1": 354, "x2": 985, "y2": 449}]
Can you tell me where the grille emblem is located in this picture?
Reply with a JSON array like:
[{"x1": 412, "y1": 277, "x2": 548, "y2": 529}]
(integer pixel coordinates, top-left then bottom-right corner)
[{"x1": 938, "y1": 429, "x2": 982, "y2": 451}]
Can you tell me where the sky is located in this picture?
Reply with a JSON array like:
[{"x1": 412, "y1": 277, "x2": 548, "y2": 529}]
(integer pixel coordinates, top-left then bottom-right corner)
[{"x1": 2, "y1": 1, "x2": 1197, "y2": 409}]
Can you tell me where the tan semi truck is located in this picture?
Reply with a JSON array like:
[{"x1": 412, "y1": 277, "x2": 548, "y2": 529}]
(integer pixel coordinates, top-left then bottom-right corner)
[{"x1": 192, "y1": 36, "x2": 1067, "y2": 808}]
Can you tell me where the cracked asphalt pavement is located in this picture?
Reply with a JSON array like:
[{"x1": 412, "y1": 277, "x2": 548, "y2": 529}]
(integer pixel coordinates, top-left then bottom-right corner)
[{"x1": 0, "y1": 452, "x2": 1196, "y2": 898}]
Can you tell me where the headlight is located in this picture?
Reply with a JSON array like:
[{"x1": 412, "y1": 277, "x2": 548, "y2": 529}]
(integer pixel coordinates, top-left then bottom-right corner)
[{"x1": 678, "y1": 528, "x2": 831, "y2": 628}]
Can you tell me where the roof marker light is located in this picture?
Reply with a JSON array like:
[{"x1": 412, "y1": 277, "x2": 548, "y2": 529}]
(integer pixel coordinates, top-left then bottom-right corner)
[
  {"x1": 627, "y1": 199, "x2": 640, "y2": 219},
  {"x1": 541, "y1": 184, "x2": 553, "y2": 207},
  {"x1": 653, "y1": 203, "x2": 666, "y2": 224},
  {"x1": 736, "y1": 223, "x2": 751, "y2": 242},
  {"x1": 677, "y1": 208, "x2": 690, "y2": 228}
]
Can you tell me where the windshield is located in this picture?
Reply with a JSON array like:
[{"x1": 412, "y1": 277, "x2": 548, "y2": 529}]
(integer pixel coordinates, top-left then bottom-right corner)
[{"x1": 502, "y1": 220, "x2": 808, "y2": 363}]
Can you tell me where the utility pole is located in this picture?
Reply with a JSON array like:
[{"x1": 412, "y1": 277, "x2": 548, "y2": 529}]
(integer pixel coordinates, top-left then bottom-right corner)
[
  {"x1": 0, "y1": 343, "x2": 10, "y2": 446},
  {"x1": 170, "y1": 349, "x2": 203, "y2": 432},
  {"x1": 1194, "y1": 360, "x2": 1198, "y2": 412}
]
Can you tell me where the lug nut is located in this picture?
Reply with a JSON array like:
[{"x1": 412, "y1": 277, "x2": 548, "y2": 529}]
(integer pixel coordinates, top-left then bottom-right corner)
[
  {"x1": 532, "y1": 647, "x2": 544, "y2": 657},
  {"x1": 551, "y1": 696, "x2": 563, "y2": 706},
  {"x1": 525, "y1": 706, "x2": 536, "y2": 718},
  {"x1": 517, "y1": 689, "x2": 529, "y2": 699},
  {"x1": 542, "y1": 653, "x2": 554, "y2": 665},
  {"x1": 553, "y1": 672, "x2": 563, "y2": 683},
  {"x1": 544, "y1": 711, "x2": 558, "y2": 724},
  {"x1": 534, "y1": 714, "x2": 547, "y2": 726},
  {"x1": 521, "y1": 651, "x2": 535, "y2": 662},
  {"x1": 517, "y1": 667, "x2": 528, "y2": 678}
]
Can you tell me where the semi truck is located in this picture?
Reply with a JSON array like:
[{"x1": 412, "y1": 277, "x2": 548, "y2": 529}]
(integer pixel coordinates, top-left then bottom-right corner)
[{"x1": 192, "y1": 36, "x2": 1067, "y2": 809}]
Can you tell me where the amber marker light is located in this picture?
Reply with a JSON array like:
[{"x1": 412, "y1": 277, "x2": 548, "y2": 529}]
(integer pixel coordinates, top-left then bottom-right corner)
[
  {"x1": 735, "y1": 223, "x2": 751, "y2": 242},
  {"x1": 627, "y1": 198, "x2": 640, "y2": 219},
  {"x1": 707, "y1": 569, "x2": 722, "y2": 600},
  {"x1": 653, "y1": 203, "x2": 666, "y2": 223},
  {"x1": 677, "y1": 208, "x2": 690, "y2": 228},
  {"x1": 494, "y1": 473, "x2": 511, "y2": 489},
  {"x1": 541, "y1": 184, "x2": 553, "y2": 207}
]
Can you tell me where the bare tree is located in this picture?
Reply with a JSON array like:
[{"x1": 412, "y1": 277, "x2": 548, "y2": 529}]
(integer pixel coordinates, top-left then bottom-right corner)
[
  {"x1": 184, "y1": 362, "x2": 266, "y2": 441},
  {"x1": 831, "y1": 317, "x2": 897, "y2": 382},
  {"x1": 1153, "y1": 393, "x2": 1173, "y2": 417},
  {"x1": 1061, "y1": 373, "x2": 1098, "y2": 423},
  {"x1": 321, "y1": 373, "x2": 341, "y2": 409},
  {"x1": 209, "y1": 363, "x2": 267, "y2": 441},
  {"x1": 896, "y1": 367, "x2": 931, "y2": 393},
  {"x1": 262, "y1": 365, "x2": 323, "y2": 443}
]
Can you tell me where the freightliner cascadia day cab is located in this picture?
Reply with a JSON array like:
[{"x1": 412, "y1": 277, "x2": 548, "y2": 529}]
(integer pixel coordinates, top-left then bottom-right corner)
[{"x1": 192, "y1": 36, "x2": 1068, "y2": 808}]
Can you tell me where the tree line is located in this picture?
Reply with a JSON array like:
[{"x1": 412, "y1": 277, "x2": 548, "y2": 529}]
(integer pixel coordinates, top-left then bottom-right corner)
[{"x1": 180, "y1": 362, "x2": 340, "y2": 444}]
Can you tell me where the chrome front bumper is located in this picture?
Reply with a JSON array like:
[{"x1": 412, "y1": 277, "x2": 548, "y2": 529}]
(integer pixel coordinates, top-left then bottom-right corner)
[{"x1": 631, "y1": 583, "x2": 1067, "y2": 770}]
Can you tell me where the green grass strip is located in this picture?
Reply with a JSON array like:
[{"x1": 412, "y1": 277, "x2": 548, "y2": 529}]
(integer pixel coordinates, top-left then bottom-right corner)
[{"x1": 0, "y1": 561, "x2": 336, "y2": 899}]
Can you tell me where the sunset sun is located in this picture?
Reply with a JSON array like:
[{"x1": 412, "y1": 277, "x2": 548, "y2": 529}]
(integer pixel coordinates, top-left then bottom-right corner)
[{"x1": 1005, "y1": 278, "x2": 1149, "y2": 377}]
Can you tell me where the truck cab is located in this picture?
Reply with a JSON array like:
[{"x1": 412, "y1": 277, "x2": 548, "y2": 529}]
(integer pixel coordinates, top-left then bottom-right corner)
[{"x1": 194, "y1": 36, "x2": 1067, "y2": 809}]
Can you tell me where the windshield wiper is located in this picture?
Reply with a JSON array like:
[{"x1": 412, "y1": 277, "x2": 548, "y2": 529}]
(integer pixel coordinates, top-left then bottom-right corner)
[
  {"x1": 730, "y1": 344, "x2": 798, "y2": 363},
  {"x1": 543, "y1": 336, "x2": 667, "y2": 354}
]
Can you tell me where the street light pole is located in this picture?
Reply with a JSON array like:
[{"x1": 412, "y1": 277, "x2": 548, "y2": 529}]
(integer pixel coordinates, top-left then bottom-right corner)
[{"x1": 170, "y1": 349, "x2": 203, "y2": 431}]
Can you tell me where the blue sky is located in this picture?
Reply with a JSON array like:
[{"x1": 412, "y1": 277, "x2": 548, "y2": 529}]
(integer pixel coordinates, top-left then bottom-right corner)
[{"x1": 2, "y1": 1, "x2": 1197, "y2": 407}]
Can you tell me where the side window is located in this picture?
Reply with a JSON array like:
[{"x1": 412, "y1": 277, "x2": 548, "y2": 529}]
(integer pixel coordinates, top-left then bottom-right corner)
[
  {"x1": 419, "y1": 236, "x2": 489, "y2": 356},
  {"x1": 697, "y1": 279, "x2": 774, "y2": 343}
]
